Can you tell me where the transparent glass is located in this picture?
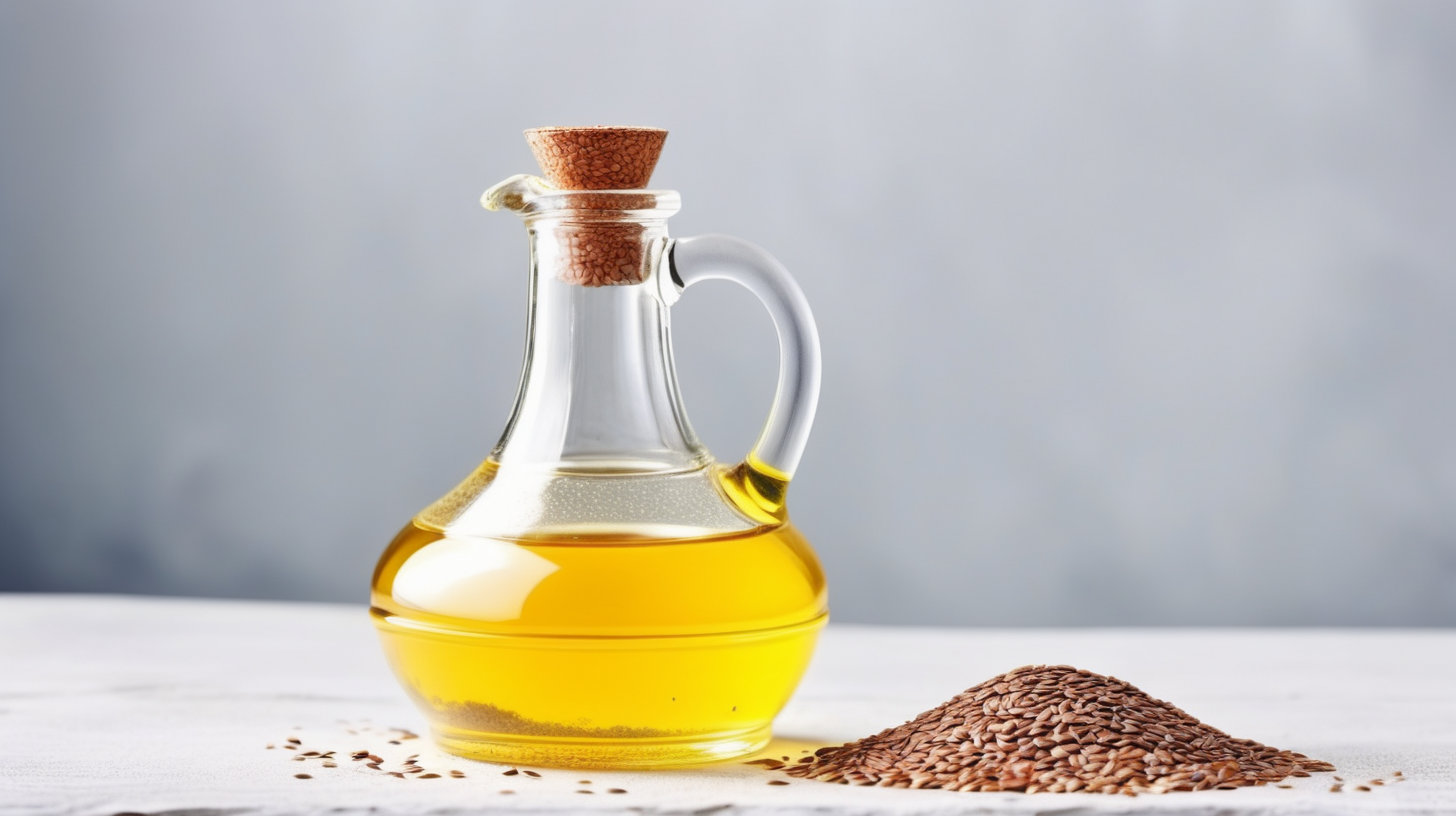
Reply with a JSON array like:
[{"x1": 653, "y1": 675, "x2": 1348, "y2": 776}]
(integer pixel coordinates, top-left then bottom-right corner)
[{"x1": 370, "y1": 177, "x2": 826, "y2": 768}]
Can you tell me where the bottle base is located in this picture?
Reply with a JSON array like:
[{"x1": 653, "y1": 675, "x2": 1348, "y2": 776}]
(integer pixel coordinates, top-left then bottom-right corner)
[{"x1": 433, "y1": 723, "x2": 772, "y2": 769}]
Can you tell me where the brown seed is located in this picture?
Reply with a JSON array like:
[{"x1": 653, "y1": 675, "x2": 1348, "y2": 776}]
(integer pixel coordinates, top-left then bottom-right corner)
[
  {"x1": 420, "y1": 773, "x2": 441, "y2": 779},
  {"x1": 301, "y1": 751, "x2": 320, "y2": 757},
  {"x1": 294, "y1": 774, "x2": 312, "y2": 779},
  {"x1": 575, "y1": 790, "x2": 593, "y2": 794},
  {"x1": 388, "y1": 772, "x2": 405, "y2": 779},
  {"x1": 523, "y1": 770, "x2": 541, "y2": 778},
  {"x1": 321, "y1": 761, "x2": 336, "y2": 768},
  {"x1": 499, "y1": 790, "x2": 515, "y2": 795},
  {"x1": 503, "y1": 769, "x2": 519, "y2": 776},
  {"x1": 768, "y1": 780, "x2": 790, "y2": 786},
  {"x1": 785, "y1": 664, "x2": 1335, "y2": 795},
  {"x1": 1331, "y1": 784, "x2": 1344, "y2": 792},
  {"x1": 450, "y1": 770, "x2": 465, "y2": 778},
  {"x1": 607, "y1": 788, "x2": 627, "y2": 794},
  {"x1": 1356, "y1": 786, "x2": 1371, "y2": 792},
  {"x1": 265, "y1": 744, "x2": 275, "y2": 749}
]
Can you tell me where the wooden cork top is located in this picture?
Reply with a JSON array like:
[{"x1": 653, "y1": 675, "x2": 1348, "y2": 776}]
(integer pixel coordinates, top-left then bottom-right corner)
[{"x1": 525, "y1": 127, "x2": 667, "y2": 190}]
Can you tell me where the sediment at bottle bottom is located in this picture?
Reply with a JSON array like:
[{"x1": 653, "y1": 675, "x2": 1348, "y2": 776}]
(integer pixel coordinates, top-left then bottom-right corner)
[{"x1": 372, "y1": 612, "x2": 824, "y2": 768}]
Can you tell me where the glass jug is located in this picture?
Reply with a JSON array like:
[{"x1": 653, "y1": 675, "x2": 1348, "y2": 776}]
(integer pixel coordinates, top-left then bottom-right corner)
[{"x1": 369, "y1": 127, "x2": 827, "y2": 768}]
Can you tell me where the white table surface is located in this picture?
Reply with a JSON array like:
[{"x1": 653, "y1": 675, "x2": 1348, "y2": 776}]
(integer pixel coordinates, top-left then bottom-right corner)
[{"x1": 1, "y1": 594, "x2": 1453, "y2": 816}]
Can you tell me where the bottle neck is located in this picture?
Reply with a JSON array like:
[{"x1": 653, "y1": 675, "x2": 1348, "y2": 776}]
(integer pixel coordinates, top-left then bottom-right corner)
[{"x1": 490, "y1": 217, "x2": 708, "y2": 473}]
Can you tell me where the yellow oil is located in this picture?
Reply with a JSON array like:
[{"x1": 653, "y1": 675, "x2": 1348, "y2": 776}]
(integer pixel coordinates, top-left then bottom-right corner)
[{"x1": 370, "y1": 467, "x2": 827, "y2": 768}]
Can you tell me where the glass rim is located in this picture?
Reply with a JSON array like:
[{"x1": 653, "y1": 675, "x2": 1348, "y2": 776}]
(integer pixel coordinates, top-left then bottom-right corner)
[{"x1": 519, "y1": 189, "x2": 682, "y2": 221}]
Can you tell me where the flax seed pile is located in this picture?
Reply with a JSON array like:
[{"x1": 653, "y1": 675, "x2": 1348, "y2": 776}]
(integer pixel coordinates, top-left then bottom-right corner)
[{"x1": 784, "y1": 665, "x2": 1334, "y2": 794}]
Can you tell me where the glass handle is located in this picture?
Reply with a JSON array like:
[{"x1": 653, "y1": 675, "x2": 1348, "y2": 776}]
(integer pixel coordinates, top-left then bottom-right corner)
[{"x1": 668, "y1": 235, "x2": 821, "y2": 481}]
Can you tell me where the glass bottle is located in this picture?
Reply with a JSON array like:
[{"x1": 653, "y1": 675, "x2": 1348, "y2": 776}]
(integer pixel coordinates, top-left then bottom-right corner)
[{"x1": 370, "y1": 127, "x2": 825, "y2": 768}]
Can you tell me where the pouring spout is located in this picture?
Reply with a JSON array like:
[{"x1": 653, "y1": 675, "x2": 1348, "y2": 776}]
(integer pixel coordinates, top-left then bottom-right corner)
[{"x1": 481, "y1": 174, "x2": 554, "y2": 212}]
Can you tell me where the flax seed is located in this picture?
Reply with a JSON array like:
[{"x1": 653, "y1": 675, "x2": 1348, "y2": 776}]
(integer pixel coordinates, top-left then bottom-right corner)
[{"x1": 785, "y1": 665, "x2": 1334, "y2": 795}]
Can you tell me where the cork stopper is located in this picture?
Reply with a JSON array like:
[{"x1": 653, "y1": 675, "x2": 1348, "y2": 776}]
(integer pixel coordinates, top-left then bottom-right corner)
[
  {"x1": 525, "y1": 126, "x2": 667, "y2": 190},
  {"x1": 523, "y1": 127, "x2": 669, "y2": 287}
]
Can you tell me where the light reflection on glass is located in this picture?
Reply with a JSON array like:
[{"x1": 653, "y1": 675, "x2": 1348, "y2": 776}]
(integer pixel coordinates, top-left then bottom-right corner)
[{"x1": 392, "y1": 536, "x2": 560, "y2": 622}]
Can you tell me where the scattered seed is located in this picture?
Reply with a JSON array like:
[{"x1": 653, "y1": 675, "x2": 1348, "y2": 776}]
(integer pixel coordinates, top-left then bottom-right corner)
[
  {"x1": 292, "y1": 756, "x2": 306, "y2": 762},
  {"x1": 575, "y1": 790, "x2": 593, "y2": 794},
  {"x1": 294, "y1": 774, "x2": 312, "y2": 780},
  {"x1": 500, "y1": 790, "x2": 515, "y2": 795},
  {"x1": 607, "y1": 788, "x2": 627, "y2": 794},
  {"x1": 388, "y1": 772, "x2": 405, "y2": 779},
  {"x1": 1331, "y1": 784, "x2": 1344, "y2": 792},
  {"x1": 1371, "y1": 780, "x2": 1384, "y2": 786},
  {"x1": 388, "y1": 740, "x2": 401, "y2": 745},
  {"x1": 1277, "y1": 785, "x2": 1292, "y2": 789},
  {"x1": 367, "y1": 755, "x2": 383, "y2": 763},
  {"x1": 420, "y1": 773, "x2": 441, "y2": 779},
  {"x1": 367, "y1": 763, "x2": 381, "y2": 770},
  {"x1": 301, "y1": 751, "x2": 320, "y2": 757},
  {"x1": 523, "y1": 770, "x2": 541, "y2": 778},
  {"x1": 1356, "y1": 786, "x2": 1371, "y2": 792},
  {"x1": 265, "y1": 744, "x2": 275, "y2": 750},
  {"x1": 1394, "y1": 771, "x2": 1404, "y2": 777},
  {"x1": 786, "y1": 664, "x2": 1335, "y2": 795},
  {"x1": 503, "y1": 769, "x2": 519, "y2": 776},
  {"x1": 322, "y1": 761, "x2": 337, "y2": 768},
  {"x1": 768, "y1": 780, "x2": 790, "y2": 786},
  {"x1": 450, "y1": 771, "x2": 466, "y2": 778},
  {"x1": 578, "y1": 780, "x2": 591, "y2": 784},
  {"x1": 1334, "y1": 776, "x2": 1344, "y2": 782}
]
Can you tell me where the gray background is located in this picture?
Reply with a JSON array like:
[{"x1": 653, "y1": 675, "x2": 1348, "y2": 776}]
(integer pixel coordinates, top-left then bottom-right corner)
[{"x1": 2, "y1": 1, "x2": 1454, "y2": 625}]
